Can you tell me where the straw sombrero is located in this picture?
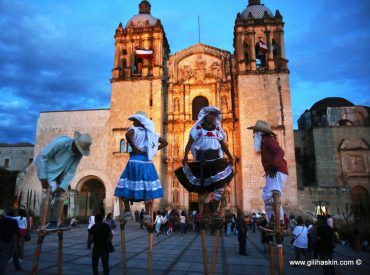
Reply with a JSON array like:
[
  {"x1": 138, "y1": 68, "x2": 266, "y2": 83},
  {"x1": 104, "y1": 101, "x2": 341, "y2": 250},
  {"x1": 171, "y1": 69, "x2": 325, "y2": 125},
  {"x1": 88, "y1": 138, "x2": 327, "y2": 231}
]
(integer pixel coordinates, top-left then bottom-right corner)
[
  {"x1": 74, "y1": 131, "x2": 92, "y2": 156},
  {"x1": 247, "y1": 120, "x2": 275, "y2": 135}
]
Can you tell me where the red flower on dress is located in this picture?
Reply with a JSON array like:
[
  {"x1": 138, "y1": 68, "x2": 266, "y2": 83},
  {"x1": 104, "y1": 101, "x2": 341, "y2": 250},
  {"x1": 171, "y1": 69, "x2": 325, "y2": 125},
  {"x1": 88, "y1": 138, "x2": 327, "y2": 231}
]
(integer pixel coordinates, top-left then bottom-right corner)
[
  {"x1": 196, "y1": 125, "x2": 201, "y2": 129},
  {"x1": 206, "y1": 132, "x2": 214, "y2": 137},
  {"x1": 216, "y1": 127, "x2": 220, "y2": 131},
  {"x1": 198, "y1": 132, "x2": 203, "y2": 138}
]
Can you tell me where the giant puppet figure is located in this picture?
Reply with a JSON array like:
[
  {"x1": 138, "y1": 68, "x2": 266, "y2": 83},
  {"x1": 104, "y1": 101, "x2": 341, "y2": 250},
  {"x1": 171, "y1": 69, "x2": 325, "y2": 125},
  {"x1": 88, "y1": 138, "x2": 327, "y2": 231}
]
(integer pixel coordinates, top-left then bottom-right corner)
[
  {"x1": 34, "y1": 131, "x2": 92, "y2": 231},
  {"x1": 248, "y1": 120, "x2": 288, "y2": 230},
  {"x1": 114, "y1": 111, "x2": 168, "y2": 224},
  {"x1": 175, "y1": 106, "x2": 234, "y2": 221}
]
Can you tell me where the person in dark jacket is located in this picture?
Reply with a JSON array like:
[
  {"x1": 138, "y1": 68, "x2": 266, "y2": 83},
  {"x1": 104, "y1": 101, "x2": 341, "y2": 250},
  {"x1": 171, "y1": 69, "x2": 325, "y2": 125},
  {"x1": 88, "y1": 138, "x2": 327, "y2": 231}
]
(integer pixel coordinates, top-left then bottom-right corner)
[
  {"x1": 316, "y1": 215, "x2": 336, "y2": 275},
  {"x1": 259, "y1": 213, "x2": 273, "y2": 254},
  {"x1": 0, "y1": 209, "x2": 23, "y2": 274},
  {"x1": 236, "y1": 210, "x2": 248, "y2": 256},
  {"x1": 88, "y1": 213, "x2": 112, "y2": 275}
]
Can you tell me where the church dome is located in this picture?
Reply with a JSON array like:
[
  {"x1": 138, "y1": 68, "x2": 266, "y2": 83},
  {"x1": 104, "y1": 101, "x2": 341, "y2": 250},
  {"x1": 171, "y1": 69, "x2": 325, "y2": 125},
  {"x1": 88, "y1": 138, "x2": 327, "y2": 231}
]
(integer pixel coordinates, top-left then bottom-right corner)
[
  {"x1": 126, "y1": 0, "x2": 158, "y2": 28},
  {"x1": 126, "y1": 14, "x2": 158, "y2": 28},
  {"x1": 240, "y1": 0, "x2": 273, "y2": 19},
  {"x1": 310, "y1": 97, "x2": 355, "y2": 111}
]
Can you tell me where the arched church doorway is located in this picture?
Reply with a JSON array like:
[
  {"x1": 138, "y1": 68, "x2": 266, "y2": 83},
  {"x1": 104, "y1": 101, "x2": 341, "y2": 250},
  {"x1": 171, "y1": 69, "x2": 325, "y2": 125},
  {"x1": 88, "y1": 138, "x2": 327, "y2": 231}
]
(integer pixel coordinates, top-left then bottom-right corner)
[
  {"x1": 351, "y1": 185, "x2": 369, "y2": 223},
  {"x1": 78, "y1": 178, "x2": 106, "y2": 217},
  {"x1": 192, "y1": 96, "x2": 209, "y2": 120}
]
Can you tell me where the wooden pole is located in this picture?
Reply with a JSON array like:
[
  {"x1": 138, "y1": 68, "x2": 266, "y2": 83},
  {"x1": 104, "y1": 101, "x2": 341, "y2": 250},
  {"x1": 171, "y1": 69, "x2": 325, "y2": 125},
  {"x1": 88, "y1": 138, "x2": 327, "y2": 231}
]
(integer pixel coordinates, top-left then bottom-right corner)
[
  {"x1": 57, "y1": 203, "x2": 65, "y2": 275},
  {"x1": 57, "y1": 230, "x2": 63, "y2": 275},
  {"x1": 209, "y1": 229, "x2": 220, "y2": 275},
  {"x1": 147, "y1": 201, "x2": 154, "y2": 275},
  {"x1": 118, "y1": 199, "x2": 127, "y2": 275},
  {"x1": 277, "y1": 244, "x2": 284, "y2": 275},
  {"x1": 268, "y1": 242, "x2": 275, "y2": 275},
  {"x1": 32, "y1": 189, "x2": 51, "y2": 275},
  {"x1": 209, "y1": 198, "x2": 226, "y2": 275},
  {"x1": 272, "y1": 191, "x2": 284, "y2": 275},
  {"x1": 199, "y1": 203, "x2": 208, "y2": 275}
]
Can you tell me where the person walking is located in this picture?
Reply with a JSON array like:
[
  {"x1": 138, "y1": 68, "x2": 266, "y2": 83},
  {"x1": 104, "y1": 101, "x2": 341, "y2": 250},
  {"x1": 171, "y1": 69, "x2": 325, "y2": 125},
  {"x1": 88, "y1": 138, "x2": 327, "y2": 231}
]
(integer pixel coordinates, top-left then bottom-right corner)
[
  {"x1": 139, "y1": 209, "x2": 145, "y2": 230},
  {"x1": 88, "y1": 213, "x2": 112, "y2": 275},
  {"x1": 87, "y1": 211, "x2": 96, "y2": 248},
  {"x1": 134, "y1": 210, "x2": 140, "y2": 223},
  {"x1": 179, "y1": 211, "x2": 187, "y2": 235},
  {"x1": 0, "y1": 209, "x2": 23, "y2": 273},
  {"x1": 236, "y1": 210, "x2": 248, "y2": 256},
  {"x1": 259, "y1": 213, "x2": 273, "y2": 254},
  {"x1": 292, "y1": 216, "x2": 309, "y2": 262},
  {"x1": 154, "y1": 211, "x2": 163, "y2": 237},
  {"x1": 12, "y1": 208, "x2": 28, "y2": 262},
  {"x1": 317, "y1": 215, "x2": 336, "y2": 275}
]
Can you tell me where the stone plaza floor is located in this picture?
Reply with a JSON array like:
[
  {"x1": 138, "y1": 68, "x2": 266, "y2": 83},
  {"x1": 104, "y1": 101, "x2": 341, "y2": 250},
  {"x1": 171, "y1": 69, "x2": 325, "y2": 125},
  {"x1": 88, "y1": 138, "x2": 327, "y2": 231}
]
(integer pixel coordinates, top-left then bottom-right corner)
[{"x1": 4, "y1": 222, "x2": 370, "y2": 275}]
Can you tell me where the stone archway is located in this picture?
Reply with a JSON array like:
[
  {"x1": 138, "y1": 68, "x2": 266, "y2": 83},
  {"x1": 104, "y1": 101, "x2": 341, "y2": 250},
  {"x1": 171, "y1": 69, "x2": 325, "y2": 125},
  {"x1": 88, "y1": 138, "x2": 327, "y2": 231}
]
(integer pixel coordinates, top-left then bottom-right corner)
[{"x1": 77, "y1": 177, "x2": 106, "y2": 217}]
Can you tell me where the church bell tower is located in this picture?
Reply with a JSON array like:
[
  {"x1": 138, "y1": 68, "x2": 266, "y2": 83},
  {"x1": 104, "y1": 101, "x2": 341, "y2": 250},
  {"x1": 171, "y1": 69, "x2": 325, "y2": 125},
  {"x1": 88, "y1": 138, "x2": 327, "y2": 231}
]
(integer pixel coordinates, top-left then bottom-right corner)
[
  {"x1": 234, "y1": 0, "x2": 298, "y2": 211},
  {"x1": 107, "y1": 1, "x2": 170, "y2": 210}
]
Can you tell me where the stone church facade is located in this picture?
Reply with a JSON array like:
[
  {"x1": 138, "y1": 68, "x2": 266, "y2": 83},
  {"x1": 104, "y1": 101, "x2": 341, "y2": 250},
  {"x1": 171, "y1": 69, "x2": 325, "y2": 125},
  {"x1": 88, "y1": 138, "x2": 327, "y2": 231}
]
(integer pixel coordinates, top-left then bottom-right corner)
[
  {"x1": 295, "y1": 98, "x2": 370, "y2": 218},
  {"x1": 17, "y1": 0, "x2": 299, "y2": 217}
]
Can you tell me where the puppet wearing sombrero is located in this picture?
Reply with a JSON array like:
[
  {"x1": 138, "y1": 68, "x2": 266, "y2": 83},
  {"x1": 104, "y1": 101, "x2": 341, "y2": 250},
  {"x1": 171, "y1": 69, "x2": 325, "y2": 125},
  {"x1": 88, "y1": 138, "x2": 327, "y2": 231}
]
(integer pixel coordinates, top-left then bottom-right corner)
[{"x1": 247, "y1": 120, "x2": 288, "y2": 231}]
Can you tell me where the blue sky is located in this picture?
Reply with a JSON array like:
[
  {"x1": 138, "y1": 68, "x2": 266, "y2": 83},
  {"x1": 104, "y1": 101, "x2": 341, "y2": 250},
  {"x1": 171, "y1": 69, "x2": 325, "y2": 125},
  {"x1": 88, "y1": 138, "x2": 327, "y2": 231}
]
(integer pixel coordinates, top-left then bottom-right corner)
[{"x1": 0, "y1": 0, "x2": 369, "y2": 143}]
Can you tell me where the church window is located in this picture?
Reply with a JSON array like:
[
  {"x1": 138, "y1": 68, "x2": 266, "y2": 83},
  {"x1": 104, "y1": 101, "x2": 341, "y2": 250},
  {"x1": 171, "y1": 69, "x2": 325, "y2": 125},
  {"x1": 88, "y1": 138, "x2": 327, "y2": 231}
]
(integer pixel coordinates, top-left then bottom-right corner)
[
  {"x1": 173, "y1": 191, "x2": 179, "y2": 204},
  {"x1": 192, "y1": 96, "x2": 209, "y2": 120},
  {"x1": 127, "y1": 143, "x2": 132, "y2": 153},
  {"x1": 121, "y1": 58, "x2": 127, "y2": 69},
  {"x1": 243, "y1": 42, "x2": 250, "y2": 62},
  {"x1": 3, "y1": 158, "x2": 9, "y2": 168},
  {"x1": 272, "y1": 39, "x2": 279, "y2": 67},
  {"x1": 174, "y1": 98, "x2": 180, "y2": 112},
  {"x1": 120, "y1": 139, "x2": 126, "y2": 153},
  {"x1": 173, "y1": 179, "x2": 179, "y2": 188},
  {"x1": 255, "y1": 40, "x2": 267, "y2": 69},
  {"x1": 133, "y1": 56, "x2": 143, "y2": 75},
  {"x1": 337, "y1": 119, "x2": 353, "y2": 126}
]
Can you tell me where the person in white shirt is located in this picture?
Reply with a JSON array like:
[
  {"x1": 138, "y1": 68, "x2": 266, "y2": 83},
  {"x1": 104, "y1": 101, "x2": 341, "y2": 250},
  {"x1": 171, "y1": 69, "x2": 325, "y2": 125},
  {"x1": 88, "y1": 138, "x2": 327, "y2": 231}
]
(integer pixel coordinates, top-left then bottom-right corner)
[
  {"x1": 87, "y1": 212, "x2": 96, "y2": 249},
  {"x1": 292, "y1": 216, "x2": 309, "y2": 261},
  {"x1": 154, "y1": 211, "x2": 163, "y2": 237},
  {"x1": 12, "y1": 209, "x2": 28, "y2": 261}
]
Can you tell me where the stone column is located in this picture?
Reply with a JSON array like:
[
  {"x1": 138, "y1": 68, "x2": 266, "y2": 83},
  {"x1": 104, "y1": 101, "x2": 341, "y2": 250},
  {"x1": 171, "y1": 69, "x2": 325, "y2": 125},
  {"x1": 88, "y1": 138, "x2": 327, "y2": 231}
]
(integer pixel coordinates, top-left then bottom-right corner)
[
  {"x1": 249, "y1": 31, "x2": 256, "y2": 70},
  {"x1": 105, "y1": 192, "x2": 115, "y2": 215},
  {"x1": 278, "y1": 30, "x2": 286, "y2": 59},
  {"x1": 112, "y1": 42, "x2": 121, "y2": 79},
  {"x1": 266, "y1": 30, "x2": 275, "y2": 70}
]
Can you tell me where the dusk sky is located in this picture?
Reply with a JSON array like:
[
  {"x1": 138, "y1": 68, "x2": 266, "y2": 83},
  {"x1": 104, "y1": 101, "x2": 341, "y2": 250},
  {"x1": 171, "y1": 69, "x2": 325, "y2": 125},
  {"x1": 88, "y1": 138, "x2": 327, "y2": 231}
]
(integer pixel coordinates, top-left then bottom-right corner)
[{"x1": 0, "y1": 0, "x2": 369, "y2": 143}]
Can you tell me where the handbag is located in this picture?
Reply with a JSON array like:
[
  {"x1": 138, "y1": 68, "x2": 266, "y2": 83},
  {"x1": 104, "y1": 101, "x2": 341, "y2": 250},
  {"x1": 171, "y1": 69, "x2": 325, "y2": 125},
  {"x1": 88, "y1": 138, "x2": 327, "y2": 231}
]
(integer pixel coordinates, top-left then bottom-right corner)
[
  {"x1": 108, "y1": 241, "x2": 114, "y2": 253},
  {"x1": 25, "y1": 231, "x2": 32, "y2": 242},
  {"x1": 291, "y1": 226, "x2": 304, "y2": 246}
]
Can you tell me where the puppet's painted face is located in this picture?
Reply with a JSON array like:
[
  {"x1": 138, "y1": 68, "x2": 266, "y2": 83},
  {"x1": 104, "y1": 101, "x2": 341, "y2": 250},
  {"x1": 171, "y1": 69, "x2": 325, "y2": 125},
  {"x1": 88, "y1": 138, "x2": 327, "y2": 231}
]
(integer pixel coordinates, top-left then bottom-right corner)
[
  {"x1": 253, "y1": 131, "x2": 263, "y2": 153},
  {"x1": 204, "y1": 112, "x2": 217, "y2": 124},
  {"x1": 133, "y1": 120, "x2": 142, "y2": 127}
]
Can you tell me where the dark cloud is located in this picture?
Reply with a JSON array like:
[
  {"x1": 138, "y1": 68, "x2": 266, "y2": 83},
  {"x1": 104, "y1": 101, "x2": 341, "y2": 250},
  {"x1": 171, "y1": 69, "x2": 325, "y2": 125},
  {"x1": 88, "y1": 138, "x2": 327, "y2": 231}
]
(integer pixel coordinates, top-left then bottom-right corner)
[
  {"x1": 0, "y1": 0, "x2": 368, "y2": 141},
  {"x1": 0, "y1": 0, "x2": 112, "y2": 143}
]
